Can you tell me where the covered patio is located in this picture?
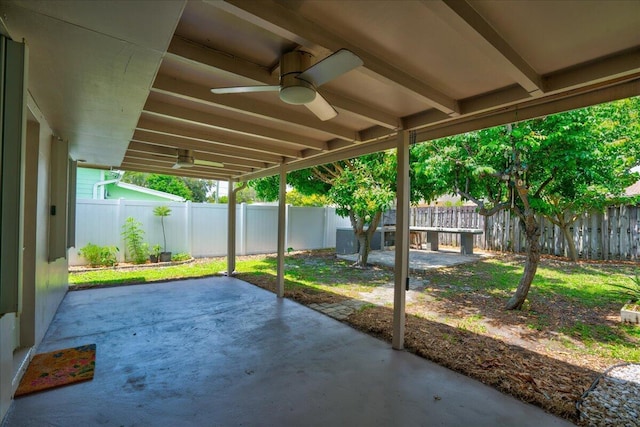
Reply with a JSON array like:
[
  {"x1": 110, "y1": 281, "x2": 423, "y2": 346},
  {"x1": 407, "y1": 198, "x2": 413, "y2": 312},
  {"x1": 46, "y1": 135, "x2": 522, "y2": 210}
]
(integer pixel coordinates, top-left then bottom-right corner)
[
  {"x1": 3, "y1": 277, "x2": 571, "y2": 426},
  {"x1": 0, "y1": 0, "x2": 639, "y2": 424}
]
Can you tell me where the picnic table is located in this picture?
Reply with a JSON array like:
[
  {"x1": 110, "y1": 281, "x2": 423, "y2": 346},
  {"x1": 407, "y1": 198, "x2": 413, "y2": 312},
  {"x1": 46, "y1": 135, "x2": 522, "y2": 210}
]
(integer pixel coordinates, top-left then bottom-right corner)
[{"x1": 409, "y1": 227, "x2": 483, "y2": 255}]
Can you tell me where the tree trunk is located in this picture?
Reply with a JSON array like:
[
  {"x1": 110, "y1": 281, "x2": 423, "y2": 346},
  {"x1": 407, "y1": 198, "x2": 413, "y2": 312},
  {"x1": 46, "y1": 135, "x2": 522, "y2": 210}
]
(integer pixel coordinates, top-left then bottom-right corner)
[
  {"x1": 561, "y1": 225, "x2": 578, "y2": 262},
  {"x1": 352, "y1": 211, "x2": 382, "y2": 268},
  {"x1": 355, "y1": 230, "x2": 370, "y2": 267},
  {"x1": 505, "y1": 215, "x2": 541, "y2": 310}
]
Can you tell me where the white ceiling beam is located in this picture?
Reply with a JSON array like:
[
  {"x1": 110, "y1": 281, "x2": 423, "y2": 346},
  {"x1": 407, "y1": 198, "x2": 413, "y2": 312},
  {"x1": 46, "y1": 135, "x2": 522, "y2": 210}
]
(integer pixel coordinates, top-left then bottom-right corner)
[
  {"x1": 459, "y1": 85, "x2": 531, "y2": 116},
  {"x1": 544, "y1": 47, "x2": 640, "y2": 93},
  {"x1": 137, "y1": 116, "x2": 302, "y2": 158},
  {"x1": 167, "y1": 36, "x2": 273, "y2": 83},
  {"x1": 152, "y1": 73, "x2": 357, "y2": 141},
  {"x1": 124, "y1": 151, "x2": 254, "y2": 174},
  {"x1": 416, "y1": 79, "x2": 640, "y2": 143},
  {"x1": 131, "y1": 130, "x2": 282, "y2": 164},
  {"x1": 218, "y1": 0, "x2": 460, "y2": 115},
  {"x1": 120, "y1": 162, "x2": 234, "y2": 181},
  {"x1": 241, "y1": 136, "x2": 399, "y2": 181},
  {"x1": 167, "y1": 37, "x2": 400, "y2": 129},
  {"x1": 243, "y1": 78, "x2": 640, "y2": 182},
  {"x1": 128, "y1": 140, "x2": 269, "y2": 169},
  {"x1": 426, "y1": 0, "x2": 544, "y2": 96},
  {"x1": 121, "y1": 158, "x2": 234, "y2": 176},
  {"x1": 143, "y1": 98, "x2": 329, "y2": 151}
]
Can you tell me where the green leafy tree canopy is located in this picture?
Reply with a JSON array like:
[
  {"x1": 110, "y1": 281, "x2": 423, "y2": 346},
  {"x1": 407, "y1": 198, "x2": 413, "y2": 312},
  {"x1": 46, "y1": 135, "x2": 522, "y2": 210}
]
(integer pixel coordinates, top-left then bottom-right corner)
[{"x1": 412, "y1": 97, "x2": 640, "y2": 309}]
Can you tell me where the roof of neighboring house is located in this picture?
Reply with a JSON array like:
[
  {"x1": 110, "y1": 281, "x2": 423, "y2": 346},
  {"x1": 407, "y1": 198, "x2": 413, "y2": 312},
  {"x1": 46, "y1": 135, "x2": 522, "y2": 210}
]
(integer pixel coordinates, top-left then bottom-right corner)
[
  {"x1": 625, "y1": 180, "x2": 640, "y2": 197},
  {"x1": 108, "y1": 182, "x2": 186, "y2": 202}
]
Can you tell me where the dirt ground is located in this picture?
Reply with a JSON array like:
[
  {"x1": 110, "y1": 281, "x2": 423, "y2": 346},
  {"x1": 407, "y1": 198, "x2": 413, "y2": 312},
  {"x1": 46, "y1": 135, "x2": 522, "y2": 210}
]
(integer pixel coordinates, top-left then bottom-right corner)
[{"x1": 236, "y1": 251, "x2": 637, "y2": 425}]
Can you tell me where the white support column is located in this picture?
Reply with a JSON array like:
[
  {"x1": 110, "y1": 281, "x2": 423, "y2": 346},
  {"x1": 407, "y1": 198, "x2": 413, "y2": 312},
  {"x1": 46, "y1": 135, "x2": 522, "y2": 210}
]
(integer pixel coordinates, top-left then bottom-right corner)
[
  {"x1": 227, "y1": 179, "x2": 236, "y2": 276},
  {"x1": 393, "y1": 130, "x2": 410, "y2": 350},
  {"x1": 276, "y1": 165, "x2": 287, "y2": 298}
]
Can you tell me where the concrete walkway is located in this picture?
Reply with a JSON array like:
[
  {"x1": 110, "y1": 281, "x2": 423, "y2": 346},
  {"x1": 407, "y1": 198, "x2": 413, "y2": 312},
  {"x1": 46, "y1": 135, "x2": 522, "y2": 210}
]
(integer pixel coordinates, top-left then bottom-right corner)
[
  {"x1": 312, "y1": 248, "x2": 493, "y2": 320},
  {"x1": 338, "y1": 248, "x2": 493, "y2": 273},
  {"x1": 3, "y1": 277, "x2": 572, "y2": 427}
]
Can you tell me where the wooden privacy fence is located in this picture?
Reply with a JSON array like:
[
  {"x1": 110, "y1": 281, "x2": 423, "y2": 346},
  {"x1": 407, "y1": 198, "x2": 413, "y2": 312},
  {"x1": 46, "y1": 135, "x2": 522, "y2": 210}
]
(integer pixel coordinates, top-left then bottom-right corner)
[{"x1": 396, "y1": 205, "x2": 640, "y2": 261}]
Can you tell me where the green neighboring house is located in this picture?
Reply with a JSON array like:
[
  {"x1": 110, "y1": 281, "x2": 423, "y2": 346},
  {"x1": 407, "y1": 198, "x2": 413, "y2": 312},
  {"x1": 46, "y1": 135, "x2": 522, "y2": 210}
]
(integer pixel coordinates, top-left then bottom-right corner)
[{"x1": 76, "y1": 168, "x2": 185, "y2": 201}]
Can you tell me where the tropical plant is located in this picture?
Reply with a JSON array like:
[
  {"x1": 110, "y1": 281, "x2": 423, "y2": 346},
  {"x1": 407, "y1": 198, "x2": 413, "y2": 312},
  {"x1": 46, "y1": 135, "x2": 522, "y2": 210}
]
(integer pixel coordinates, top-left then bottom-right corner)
[
  {"x1": 153, "y1": 205, "x2": 172, "y2": 252},
  {"x1": 121, "y1": 217, "x2": 148, "y2": 264},
  {"x1": 611, "y1": 272, "x2": 640, "y2": 304},
  {"x1": 78, "y1": 243, "x2": 119, "y2": 267}
]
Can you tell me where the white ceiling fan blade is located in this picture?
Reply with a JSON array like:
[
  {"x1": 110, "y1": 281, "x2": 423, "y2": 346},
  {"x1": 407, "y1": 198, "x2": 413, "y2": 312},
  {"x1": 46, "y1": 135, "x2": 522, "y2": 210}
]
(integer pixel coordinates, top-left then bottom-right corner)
[
  {"x1": 297, "y1": 49, "x2": 363, "y2": 87},
  {"x1": 211, "y1": 85, "x2": 280, "y2": 94},
  {"x1": 304, "y1": 93, "x2": 337, "y2": 121},
  {"x1": 195, "y1": 159, "x2": 224, "y2": 168}
]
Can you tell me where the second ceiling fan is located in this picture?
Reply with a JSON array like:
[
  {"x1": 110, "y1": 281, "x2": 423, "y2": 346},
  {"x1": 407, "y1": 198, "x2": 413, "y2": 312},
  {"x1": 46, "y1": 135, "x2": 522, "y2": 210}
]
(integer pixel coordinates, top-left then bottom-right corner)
[{"x1": 211, "y1": 49, "x2": 363, "y2": 121}]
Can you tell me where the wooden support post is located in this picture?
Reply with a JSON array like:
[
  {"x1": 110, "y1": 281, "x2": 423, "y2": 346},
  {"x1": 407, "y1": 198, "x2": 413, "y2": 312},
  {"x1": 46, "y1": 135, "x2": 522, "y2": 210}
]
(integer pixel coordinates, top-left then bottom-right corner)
[
  {"x1": 393, "y1": 130, "x2": 409, "y2": 350},
  {"x1": 276, "y1": 165, "x2": 286, "y2": 298}
]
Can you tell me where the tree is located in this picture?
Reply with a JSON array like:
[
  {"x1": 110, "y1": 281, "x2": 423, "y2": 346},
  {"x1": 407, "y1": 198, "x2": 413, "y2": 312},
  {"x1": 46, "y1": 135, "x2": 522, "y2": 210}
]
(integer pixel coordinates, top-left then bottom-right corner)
[
  {"x1": 286, "y1": 189, "x2": 330, "y2": 207},
  {"x1": 528, "y1": 98, "x2": 640, "y2": 261},
  {"x1": 413, "y1": 98, "x2": 640, "y2": 310},
  {"x1": 181, "y1": 177, "x2": 214, "y2": 202},
  {"x1": 250, "y1": 152, "x2": 396, "y2": 267},
  {"x1": 122, "y1": 172, "x2": 214, "y2": 202},
  {"x1": 145, "y1": 174, "x2": 192, "y2": 200}
]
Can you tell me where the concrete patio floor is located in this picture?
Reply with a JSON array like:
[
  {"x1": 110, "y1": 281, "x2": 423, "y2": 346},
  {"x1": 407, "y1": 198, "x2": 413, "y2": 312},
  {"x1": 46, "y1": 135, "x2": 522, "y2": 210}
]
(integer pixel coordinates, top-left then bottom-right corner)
[{"x1": 3, "y1": 277, "x2": 573, "y2": 427}]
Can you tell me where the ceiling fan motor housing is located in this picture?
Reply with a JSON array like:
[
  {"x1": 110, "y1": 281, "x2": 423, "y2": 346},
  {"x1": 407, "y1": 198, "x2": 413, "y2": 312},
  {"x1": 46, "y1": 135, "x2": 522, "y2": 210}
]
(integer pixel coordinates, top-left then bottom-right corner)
[
  {"x1": 279, "y1": 50, "x2": 316, "y2": 105},
  {"x1": 176, "y1": 149, "x2": 195, "y2": 167}
]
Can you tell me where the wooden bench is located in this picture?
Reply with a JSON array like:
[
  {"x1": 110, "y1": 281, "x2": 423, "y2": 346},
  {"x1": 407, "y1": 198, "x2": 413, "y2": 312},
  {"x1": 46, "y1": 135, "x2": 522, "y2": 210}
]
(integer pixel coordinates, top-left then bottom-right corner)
[{"x1": 409, "y1": 227, "x2": 483, "y2": 255}]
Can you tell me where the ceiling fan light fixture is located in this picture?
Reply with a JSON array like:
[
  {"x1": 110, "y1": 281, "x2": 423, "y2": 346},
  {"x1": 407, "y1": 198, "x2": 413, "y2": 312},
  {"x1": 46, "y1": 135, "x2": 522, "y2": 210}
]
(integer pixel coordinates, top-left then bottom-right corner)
[{"x1": 279, "y1": 76, "x2": 316, "y2": 105}]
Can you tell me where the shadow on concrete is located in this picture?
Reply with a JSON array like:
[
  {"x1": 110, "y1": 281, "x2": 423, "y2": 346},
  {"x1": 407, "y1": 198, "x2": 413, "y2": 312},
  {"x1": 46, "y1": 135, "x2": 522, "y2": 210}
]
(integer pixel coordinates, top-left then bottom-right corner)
[{"x1": 238, "y1": 264, "x2": 597, "y2": 423}]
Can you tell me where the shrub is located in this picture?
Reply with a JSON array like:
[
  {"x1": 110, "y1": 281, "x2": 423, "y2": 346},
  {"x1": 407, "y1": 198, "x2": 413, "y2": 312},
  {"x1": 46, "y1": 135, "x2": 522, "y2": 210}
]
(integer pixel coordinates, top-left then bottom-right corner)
[
  {"x1": 78, "y1": 243, "x2": 119, "y2": 267},
  {"x1": 171, "y1": 252, "x2": 191, "y2": 262},
  {"x1": 121, "y1": 217, "x2": 148, "y2": 264}
]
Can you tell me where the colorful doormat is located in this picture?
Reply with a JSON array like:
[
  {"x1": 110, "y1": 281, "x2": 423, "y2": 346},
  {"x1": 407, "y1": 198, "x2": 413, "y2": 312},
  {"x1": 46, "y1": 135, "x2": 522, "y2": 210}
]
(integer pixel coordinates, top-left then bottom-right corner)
[{"x1": 15, "y1": 344, "x2": 96, "y2": 397}]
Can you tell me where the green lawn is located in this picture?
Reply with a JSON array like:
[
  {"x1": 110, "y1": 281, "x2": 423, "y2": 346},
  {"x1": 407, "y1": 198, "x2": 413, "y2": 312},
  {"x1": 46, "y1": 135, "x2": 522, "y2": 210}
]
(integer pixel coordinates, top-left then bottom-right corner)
[{"x1": 69, "y1": 251, "x2": 639, "y2": 363}]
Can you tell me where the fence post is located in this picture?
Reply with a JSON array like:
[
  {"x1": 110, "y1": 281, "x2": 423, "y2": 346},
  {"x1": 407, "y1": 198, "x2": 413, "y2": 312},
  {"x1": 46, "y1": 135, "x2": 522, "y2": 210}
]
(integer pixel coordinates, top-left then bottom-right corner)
[
  {"x1": 323, "y1": 206, "x2": 329, "y2": 249},
  {"x1": 239, "y1": 203, "x2": 246, "y2": 255},
  {"x1": 185, "y1": 201, "x2": 192, "y2": 256},
  {"x1": 285, "y1": 204, "x2": 290, "y2": 251},
  {"x1": 116, "y1": 198, "x2": 124, "y2": 262}
]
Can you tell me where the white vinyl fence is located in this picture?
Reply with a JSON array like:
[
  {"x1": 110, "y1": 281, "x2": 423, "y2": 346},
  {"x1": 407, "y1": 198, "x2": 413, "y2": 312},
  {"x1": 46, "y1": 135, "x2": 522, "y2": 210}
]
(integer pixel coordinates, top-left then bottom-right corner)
[{"x1": 71, "y1": 199, "x2": 350, "y2": 266}]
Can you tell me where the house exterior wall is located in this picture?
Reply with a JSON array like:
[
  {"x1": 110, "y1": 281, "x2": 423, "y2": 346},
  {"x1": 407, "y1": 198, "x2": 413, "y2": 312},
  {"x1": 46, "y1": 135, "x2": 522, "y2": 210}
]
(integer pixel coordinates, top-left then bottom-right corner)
[
  {"x1": 76, "y1": 167, "x2": 103, "y2": 199},
  {"x1": 0, "y1": 94, "x2": 69, "y2": 421}
]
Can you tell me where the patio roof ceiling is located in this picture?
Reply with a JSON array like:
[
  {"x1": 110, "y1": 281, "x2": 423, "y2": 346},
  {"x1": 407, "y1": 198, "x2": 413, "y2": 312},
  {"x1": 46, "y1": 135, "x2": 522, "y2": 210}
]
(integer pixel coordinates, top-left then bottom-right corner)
[{"x1": 3, "y1": 0, "x2": 639, "y2": 182}]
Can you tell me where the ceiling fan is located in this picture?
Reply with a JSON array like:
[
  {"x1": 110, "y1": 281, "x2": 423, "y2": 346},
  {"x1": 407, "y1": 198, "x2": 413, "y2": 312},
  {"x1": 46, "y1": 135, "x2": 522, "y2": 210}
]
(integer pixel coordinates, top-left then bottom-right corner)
[
  {"x1": 172, "y1": 149, "x2": 223, "y2": 169},
  {"x1": 211, "y1": 49, "x2": 363, "y2": 121}
]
